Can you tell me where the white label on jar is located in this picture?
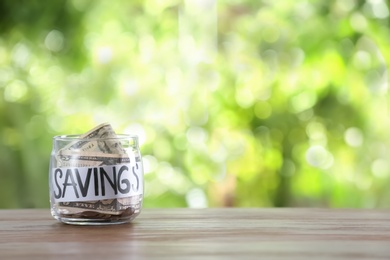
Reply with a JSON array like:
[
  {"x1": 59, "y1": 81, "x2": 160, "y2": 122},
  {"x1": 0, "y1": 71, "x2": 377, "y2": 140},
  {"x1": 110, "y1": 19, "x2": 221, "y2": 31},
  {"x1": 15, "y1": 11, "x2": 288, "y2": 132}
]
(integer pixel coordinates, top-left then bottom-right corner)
[{"x1": 51, "y1": 163, "x2": 143, "y2": 203}]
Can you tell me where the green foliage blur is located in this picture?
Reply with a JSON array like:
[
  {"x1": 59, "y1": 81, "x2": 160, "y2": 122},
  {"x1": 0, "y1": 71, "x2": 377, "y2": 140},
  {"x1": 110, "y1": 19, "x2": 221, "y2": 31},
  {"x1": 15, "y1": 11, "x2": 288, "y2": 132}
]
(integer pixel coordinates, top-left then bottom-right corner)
[{"x1": 1, "y1": 0, "x2": 390, "y2": 208}]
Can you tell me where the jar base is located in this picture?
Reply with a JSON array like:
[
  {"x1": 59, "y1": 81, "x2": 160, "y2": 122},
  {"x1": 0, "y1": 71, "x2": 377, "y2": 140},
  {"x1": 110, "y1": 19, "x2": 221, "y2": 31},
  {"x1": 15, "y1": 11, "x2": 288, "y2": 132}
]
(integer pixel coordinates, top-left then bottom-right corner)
[{"x1": 54, "y1": 216, "x2": 136, "y2": 225}]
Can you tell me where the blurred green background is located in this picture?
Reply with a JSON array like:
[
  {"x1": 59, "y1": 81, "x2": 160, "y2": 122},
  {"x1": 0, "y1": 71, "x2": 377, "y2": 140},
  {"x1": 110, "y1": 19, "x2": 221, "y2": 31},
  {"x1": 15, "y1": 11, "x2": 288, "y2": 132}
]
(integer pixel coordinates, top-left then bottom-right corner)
[{"x1": 1, "y1": 0, "x2": 390, "y2": 209}]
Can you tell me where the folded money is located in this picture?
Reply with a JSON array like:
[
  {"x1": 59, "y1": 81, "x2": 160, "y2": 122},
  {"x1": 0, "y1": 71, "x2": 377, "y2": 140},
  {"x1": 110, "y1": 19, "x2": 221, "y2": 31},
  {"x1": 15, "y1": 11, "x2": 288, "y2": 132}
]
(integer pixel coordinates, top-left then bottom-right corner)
[{"x1": 50, "y1": 123, "x2": 143, "y2": 223}]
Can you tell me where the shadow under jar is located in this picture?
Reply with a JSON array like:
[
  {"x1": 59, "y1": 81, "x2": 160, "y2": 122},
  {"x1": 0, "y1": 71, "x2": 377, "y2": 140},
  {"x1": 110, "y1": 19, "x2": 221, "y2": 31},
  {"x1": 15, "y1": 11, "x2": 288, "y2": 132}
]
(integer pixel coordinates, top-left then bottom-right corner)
[{"x1": 49, "y1": 134, "x2": 144, "y2": 225}]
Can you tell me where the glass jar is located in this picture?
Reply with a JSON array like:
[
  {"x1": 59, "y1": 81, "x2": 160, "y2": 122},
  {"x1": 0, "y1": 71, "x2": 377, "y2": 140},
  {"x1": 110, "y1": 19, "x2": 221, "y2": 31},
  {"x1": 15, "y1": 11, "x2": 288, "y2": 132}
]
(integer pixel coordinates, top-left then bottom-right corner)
[{"x1": 49, "y1": 134, "x2": 143, "y2": 225}]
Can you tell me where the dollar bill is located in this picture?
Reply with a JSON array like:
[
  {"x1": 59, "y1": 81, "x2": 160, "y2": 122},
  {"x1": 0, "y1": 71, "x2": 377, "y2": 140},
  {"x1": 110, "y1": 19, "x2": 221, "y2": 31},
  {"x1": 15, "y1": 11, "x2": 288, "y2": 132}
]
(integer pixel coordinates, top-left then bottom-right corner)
[
  {"x1": 57, "y1": 151, "x2": 133, "y2": 167},
  {"x1": 57, "y1": 123, "x2": 126, "y2": 159},
  {"x1": 58, "y1": 195, "x2": 143, "y2": 216},
  {"x1": 54, "y1": 123, "x2": 142, "y2": 220}
]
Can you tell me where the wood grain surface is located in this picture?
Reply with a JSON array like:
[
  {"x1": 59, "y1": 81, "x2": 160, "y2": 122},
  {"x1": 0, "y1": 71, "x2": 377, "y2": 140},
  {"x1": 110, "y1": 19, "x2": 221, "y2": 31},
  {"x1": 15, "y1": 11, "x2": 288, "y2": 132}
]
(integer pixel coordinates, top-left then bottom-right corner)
[{"x1": 0, "y1": 208, "x2": 390, "y2": 259}]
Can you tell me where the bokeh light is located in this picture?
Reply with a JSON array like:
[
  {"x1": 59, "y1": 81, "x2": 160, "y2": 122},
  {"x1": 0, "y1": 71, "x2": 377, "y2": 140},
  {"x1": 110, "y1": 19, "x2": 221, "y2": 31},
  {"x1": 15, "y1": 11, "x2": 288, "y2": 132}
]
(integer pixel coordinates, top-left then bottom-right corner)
[{"x1": 0, "y1": 0, "x2": 390, "y2": 209}]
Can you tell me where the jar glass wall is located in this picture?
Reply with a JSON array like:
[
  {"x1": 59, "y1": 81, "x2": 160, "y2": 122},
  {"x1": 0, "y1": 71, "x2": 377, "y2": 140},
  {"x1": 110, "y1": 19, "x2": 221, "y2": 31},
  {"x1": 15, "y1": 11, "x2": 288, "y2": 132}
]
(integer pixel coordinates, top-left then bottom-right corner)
[{"x1": 49, "y1": 134, "x2": 143, "y2": 225}]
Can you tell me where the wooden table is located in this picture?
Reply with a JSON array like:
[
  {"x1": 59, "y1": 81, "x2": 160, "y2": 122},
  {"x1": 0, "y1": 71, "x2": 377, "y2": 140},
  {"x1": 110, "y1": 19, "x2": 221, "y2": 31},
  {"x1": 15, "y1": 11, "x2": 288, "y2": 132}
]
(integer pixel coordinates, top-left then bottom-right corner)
[{"x1": 1, "y1": 208, "x2": 390, "y2": 259}]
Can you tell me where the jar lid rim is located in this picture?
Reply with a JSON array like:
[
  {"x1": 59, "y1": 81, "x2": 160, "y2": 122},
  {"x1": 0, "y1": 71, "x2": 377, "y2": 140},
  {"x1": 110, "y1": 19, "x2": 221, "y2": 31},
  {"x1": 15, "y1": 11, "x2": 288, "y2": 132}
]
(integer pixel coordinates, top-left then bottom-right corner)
[{"x1": 53, "y1": 134, "x2": 139, "y2": 141}]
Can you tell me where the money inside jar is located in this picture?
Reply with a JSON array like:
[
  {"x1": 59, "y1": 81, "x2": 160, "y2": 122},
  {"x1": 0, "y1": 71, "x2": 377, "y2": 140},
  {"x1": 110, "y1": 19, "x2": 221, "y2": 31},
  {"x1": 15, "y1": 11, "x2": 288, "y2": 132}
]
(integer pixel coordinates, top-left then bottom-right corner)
[{"x1": 49, "y1": 123, "x2": 143, "y2": 224}]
